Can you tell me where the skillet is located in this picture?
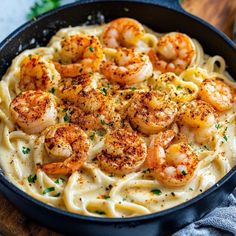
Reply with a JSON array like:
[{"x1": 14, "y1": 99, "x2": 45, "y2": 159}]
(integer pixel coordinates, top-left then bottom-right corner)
[{"x1": 0, "y1": 0, "x2": 235, "y2": 235}]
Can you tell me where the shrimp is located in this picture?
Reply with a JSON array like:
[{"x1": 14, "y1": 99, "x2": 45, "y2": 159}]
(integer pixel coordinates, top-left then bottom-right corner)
[
  {"x1": 54, "y1": 34, "x2": 103, "y2": 77},
  {"x1": 19, "y1": 54, "x2": 60, "y2": 92},
  {"x1": 147, "y1": 130, "x2": 199, "y2": 187},
  {"x1": 97, "y1": 129, "x2": 146, "y2": 175},
  {"x1": 101, "y1": 18, "x2": 145, "y2": 48},
  {"x1": 57, "y1": 73, "x2": 98, "y2": 104},
  {"x1": 127, "y1": 91, "x2": 178, "y2": 134},
  {"x1": 10, "y1": 90, "x2": 57, "y2": 134},
  {"x1": 199, "y1": 78, "x2": 234, "y2": 112},
  {"x1": 101, "y1": 48, "x2": 153, "y2": 85},
  {"x1": 178, "y1": 100, "x2": 217, "y2": 144},
  {"x1": 42, "y1": 123, "x2": 89, "y2": 175},
  {"x1": 149, "y1": 32, "x2": 196, "y2": 74}
]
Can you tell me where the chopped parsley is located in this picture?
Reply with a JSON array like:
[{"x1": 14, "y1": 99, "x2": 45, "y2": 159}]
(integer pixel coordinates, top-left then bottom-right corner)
[
  {"x1": 100, "y1": 87, "x2": 107, "y2": 96},
  {"x1": 89, "y1": 47, "x2": 94, "y2": 52},
  {"x1": 100, "y1": 120, "x2": 113, "y2": 126},
  {"x1": 55, "y1": 177, "x2": 65, "y2": 184},
  {"x1": 223, "y1": 135, "x2": 228, "y2": 142},
  {"x1": 131, "y1": 87, "x2": 136, "y2": 91},
  {"x1": 90, "y1": 132, "x2": 95, "y2": 140},
  {"x1": 22, "y1": 146, "x2": 31, "y2": 154},
  {"x1": 182, "y1": 170, "x2": 187, "y2": 175},
  {"x1": 189, "y1": 187, "x2": 194, "y2": 191},
  {"x1": 176, "y1": 85, "x2": 182, "y2": 90},
  {"x1": 43, "y1": 186, "x2": 55, "y2": 195},
  {"x1": 64, "y1": 113, "x2": 70, "y2": 122},
  {"x1": 51, "y1": 75, "x2": 55, "y2": 80},
  {"x1": 27, "y1": 0, "x2": 61, "y2": 20},
  {"x1": 215, "y1": 124, "x2": 221, "y2": 129},
  {"x1": 96, "y1": 129, "x2": 107, "y2": 136},
  {"x1": 94, "y1": 210, "x2": 105, "y2": 215},
  {"x1": 151, "y1": 189, "x2": 162, "y2": 195},
  {"x1": 203, "y1": 145, "x2": 209, "y2": 150},
  {"x1": 49, "y1": 87, "x2": 55, "y2": 94},
  {"x1": 104, "y1": 195, "x2": 110, "y2": 199},
  {"x1": 28, "y1": 174, "x2": 37, "y2": 183}
]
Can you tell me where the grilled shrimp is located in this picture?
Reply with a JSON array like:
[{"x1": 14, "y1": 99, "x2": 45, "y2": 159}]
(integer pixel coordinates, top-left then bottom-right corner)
[
  {"x1": 147, "y1": 130, "x2": 199, "y2": 187},
  {"x1": 19, "y1": 54, "x2": 60, "y2": 91},
  {"x1": 199, "y1": 78, "x2": 234, "y2": 112},
  {"x1": 149, "y1": 32, "x2": 196, "y2": 74},
  {"x1": 54, "y1": 34, "x2": 103, "y2": 77},
  {"x1": 57, "y1": 73, "x2": 97, "y2": 104},
  {"x1": 178, "y1": 100, "x2": 217, "y2": 144},
  {"x1": 68, "y1": 88, "x2": 121, "y2": 130},
  {"x1": 42, "y1": 123, "x2": 89, "y2": 175},
  {"x1": 10, "y1": 90, "x2": 57, "y2": 134},
  {"x1": 101, "y1": 18, "x2": 145, "y2": 48},
  {"x1": 101, "y1": 48, "x2": 153, "y2": 85},
  {"x1": 127, "y1": 91, "x2": 178, "y2": 134},
  {"x1": 97, "y1": 129, "x2": 146, "y2": 175}
]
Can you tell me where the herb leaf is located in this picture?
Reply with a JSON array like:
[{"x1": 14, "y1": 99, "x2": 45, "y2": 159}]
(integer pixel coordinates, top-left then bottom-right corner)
[
  {"x1": 215, "y1": 124, "x2": 221, "y2": 129},
  {"x1": 151, "y1": 189, "x2": 162, "y2": 195},
  {"x1": 89, "y1": 47, "x2": 94, "y2": 52},
  {"x1": 27, "y1": 0, "x2": 61, "y2": 20},
  {"x1": 43, "y1": 186, "x2": 55, "y2": 195},
  {"x1": 55, "y1": 177, "x2": 65, "y2": 184},
  {"x1": 223, "y1": 135, "x2": 228, "y2": 142},
  {"x1": 64, "y1": 113, "x2": 70, "y2": 122},
  {"x1": 28, "y1": 174, "x2": 37, "y2": 183},
  {"x1": 104, "y1": 195, "x2": 110, "y2": 199},
  {"x1": 22, "y1": 146, "x2": 31, "y2": 154},
  {"x1": 182, "y1": 170, "x2": 187, "y2": 175},
  {"x1": 54, "y1": 192, "x2": 61, "y2": 197},
  {"x1": 100, "y1": 120, "x2": 113, "y2": 126},
  {"x1": 100, "y1": 87, "x2": 107, "y2": 96}
]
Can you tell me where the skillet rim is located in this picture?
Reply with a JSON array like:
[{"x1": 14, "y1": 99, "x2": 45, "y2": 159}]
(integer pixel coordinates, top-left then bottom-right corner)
[{"x1": 0, "y1": 0, "x2": 235, "y2": 223}]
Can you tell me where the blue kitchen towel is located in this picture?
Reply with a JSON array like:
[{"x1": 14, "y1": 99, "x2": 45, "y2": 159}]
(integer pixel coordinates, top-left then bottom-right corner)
[{"x1": 173, "y1": 189, "x2": 236, "y2": 236}]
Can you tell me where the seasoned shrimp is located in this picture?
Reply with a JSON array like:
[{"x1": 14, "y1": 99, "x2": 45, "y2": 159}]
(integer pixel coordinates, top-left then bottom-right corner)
[
  {"x1": 101, "y1": 48, "x2": 153, "y2": 85},
  {"x1": 97, "y1": 129, "x2": 146, "y2": 175},
  {"x1": 19, "y1": 54, "x2": 60, "y2": 91},
  {"x1": 199, "y1": 78, "x2": 234, "y2": 112},
  {"x1": 57, "y1": 73, "x2": 98, "y2": 104},
  {"x1": 149, "y1": 32, "x2": 196, "y2": 74},
  {"x1": 10, "y1": 90, "x2": 57, "y2": 134},
  {"x1": 178, "y1": 100, "x2": 217, "y2": 144},
  {"x1": 101, "y1": 18, "x2": 145, "y2": 48},
  {"x1": 68, "y1": 88, "x2": 121, "y2": 131},
  {"x1": 127, "y1": 91, "x2": 178, "y2": 134},
  {"x1": 42, "y1": 123, "x2": 89, "y2": 175},
  {"x1": 147, "y1": 130, "x2": 199, "y2": 187},
  {"x1": 54, "y1": 34, "x2": 103, "y2": 77}
]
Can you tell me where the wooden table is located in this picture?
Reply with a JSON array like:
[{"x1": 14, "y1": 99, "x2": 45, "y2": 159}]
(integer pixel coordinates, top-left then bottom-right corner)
[{"x1": 0, "y1": 0, "x2": 236, "y2": 235}]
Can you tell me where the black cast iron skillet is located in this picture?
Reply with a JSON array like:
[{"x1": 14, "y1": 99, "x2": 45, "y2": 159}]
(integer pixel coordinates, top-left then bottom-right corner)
[{"x1": 0, "y1": 0, "x2": 235, "y2": 235}]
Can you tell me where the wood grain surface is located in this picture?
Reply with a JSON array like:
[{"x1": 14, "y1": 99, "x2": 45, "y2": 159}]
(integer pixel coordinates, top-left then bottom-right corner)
[{"x1": 0, "y1": 0, "x2": 236, "y2": 235}]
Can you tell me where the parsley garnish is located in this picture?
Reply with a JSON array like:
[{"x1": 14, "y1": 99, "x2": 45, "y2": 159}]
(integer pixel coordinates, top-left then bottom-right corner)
[
  {"x1": 189, "y1": 187, "x2": 193, "y2": 191},
  {"x1": 55, "y1": 177, "x2": 65, "y2": 184},
  {"x1": 176, "y1": 85, "x2": 182, "y2": 90},
  {"x1": 28, "y1": 174, "x2": 37, "y2": 183},
  {"x1": 54, "y1": 192, "x2": 61, "y2": 197},
  {"x1": 90, "y1": 132, "x2": 95, "y2": 140},
  {"x1": 94, "y1": 210, "x2": 105, "y2": 215},
  {"x1": 100, "y1": 120, "x2": 113, "y2": 126},
  {"x1": 203, "y1": 145, "x2": 209, "y2": 150},
  {"x1": 104, "y1": 195, "x2": 110, "y2": 199},
  {"x1": 151, "y1": 189, "x2": 162, "y2": 195},
  {"x1": 100, "y1": 87, "x2": 107, "y2": 96},
  {"x1": 27, "y1": 0, "x2": 61, "y2": 20},
  {"x1": 182, "y1": 170, "x2": 187, "y2": 175},
  {"x1": 223, "y1": 135, "x2": 228, "y2": 142},
  {"x1": 22, "y1": 146, "x2": 31, "y2": 154},
  {"x1": 89, "y1": 47, "x2": 94, "y2": 52},
  {"x1": 96, "y1": 129, "x2": 107, "y2": 136},
  {"x1": 131, "y1": 87, "x2": 136, "y2": 91},
  {"x1": 215, "y1": 124, "x2": 221, "y2": 129},
  {"x1": 51, "y1": 75, "x2": 55, "y2": 80},
  {"x1": 64, "y1": 113, "x2": 70, "y2": 122},
  {"x1": 43, "y1": 186, "x2": 55, "y2": 195},
  {"x1": 49, "y1": 87, "x2": 55, "y2": 94}
]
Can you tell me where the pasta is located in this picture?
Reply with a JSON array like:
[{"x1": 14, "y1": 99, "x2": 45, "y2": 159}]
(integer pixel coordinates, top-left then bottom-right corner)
[{"x1": 0, "y1": 18, "x2": 235, "y2": 218}]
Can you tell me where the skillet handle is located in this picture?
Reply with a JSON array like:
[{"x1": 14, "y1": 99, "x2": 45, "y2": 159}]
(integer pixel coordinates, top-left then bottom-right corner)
[{"x1": 145, "y1": 0, "x2": 183, "y2": 12}]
